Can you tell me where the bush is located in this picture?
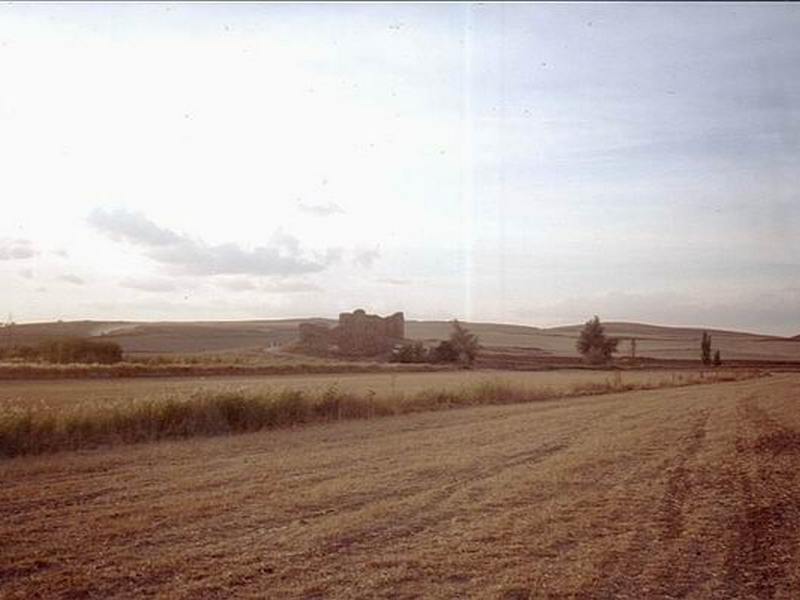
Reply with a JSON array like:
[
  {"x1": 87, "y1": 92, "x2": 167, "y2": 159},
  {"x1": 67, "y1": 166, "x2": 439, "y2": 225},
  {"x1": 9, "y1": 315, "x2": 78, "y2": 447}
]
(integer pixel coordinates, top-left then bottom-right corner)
[
  {"x1": 391, "y1": 341, "x2": 428, "y2": 363},
  {"x1": 0, "y1": 345, "x2": 40, "y2": 361},
  {"x1": 36, "y1": 337, "x2": 123, "y2": 364},
  {"x1": 430, "y1": 340, "x2": 459, "y2": 364}
]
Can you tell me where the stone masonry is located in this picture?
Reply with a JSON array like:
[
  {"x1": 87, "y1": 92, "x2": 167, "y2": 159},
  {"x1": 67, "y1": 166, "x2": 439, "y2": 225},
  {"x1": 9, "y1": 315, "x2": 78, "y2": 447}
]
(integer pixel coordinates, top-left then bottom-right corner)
[{"x1": 298, "y1": 309, "x2": 405, "y2": 356}]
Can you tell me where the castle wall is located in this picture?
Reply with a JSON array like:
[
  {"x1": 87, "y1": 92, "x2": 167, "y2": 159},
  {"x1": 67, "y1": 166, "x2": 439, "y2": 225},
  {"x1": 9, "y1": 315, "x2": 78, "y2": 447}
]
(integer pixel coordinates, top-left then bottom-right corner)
[{"x1": 298, "y1": 309, "x2": 405, "y2": 356}]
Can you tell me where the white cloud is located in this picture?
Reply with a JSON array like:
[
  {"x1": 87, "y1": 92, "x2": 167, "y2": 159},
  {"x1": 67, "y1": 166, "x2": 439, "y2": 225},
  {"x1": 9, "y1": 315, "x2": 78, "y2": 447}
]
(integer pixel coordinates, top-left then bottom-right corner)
[
  {"x1": 0, "y1": 239, "x2": 36, "y2": 260},
  {"x1": 216, "y1": 277, "x2": 257, "y2": 292},
  {"x1": 120, "y1": 277, "x2": 180, "y2": 293},
  {"x1": 216, "y1": 277, "x2": 321, "y2": 294},
  {"x1": 261, "y1": 280, "x2": 321, "y2": 294},
  {"x1": 88, "y1": 208, "x2": 181, "y2": 246},
  {"x1": 353, "y1": 247, "x2": 380, "y2": 269},
  {"x1": 59, "y1": 274, "x2": 85, "y2": 285},
  {"x1": 297, "y1": 201, "x2": 345, "y2": 216},
  {"x1": 89, "y1": 208, "x2": 337, "y2": 277}
]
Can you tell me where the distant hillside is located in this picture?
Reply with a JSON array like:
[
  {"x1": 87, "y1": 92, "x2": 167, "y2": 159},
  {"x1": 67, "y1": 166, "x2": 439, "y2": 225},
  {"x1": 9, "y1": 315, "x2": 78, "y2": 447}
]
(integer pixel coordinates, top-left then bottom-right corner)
[
  {"x1": 547, "y1": 321, "x2": 781, "y2": 340},
  {"x1": 0, "y1": 319, "x2": 335, "y2": 355},
  {"x1": 1, "y1": 318, "x2": 798, "y2": 362},
  {"x1": 407, "y1": 320, "x2": 799, "y2": 362}
]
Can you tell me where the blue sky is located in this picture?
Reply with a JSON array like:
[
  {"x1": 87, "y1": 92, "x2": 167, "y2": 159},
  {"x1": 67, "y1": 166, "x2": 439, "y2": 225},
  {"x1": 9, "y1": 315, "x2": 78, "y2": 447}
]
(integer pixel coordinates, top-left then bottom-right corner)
[{"x1": 1, "y1": 3, "x2": 798, "y2": 334}]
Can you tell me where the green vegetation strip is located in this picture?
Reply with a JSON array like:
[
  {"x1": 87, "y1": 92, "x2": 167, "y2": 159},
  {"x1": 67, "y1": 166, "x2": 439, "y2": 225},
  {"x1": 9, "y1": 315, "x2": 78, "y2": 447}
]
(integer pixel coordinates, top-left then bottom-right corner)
[{"x1": 0, "y1": 371, "x2": 763, "y2": 458}]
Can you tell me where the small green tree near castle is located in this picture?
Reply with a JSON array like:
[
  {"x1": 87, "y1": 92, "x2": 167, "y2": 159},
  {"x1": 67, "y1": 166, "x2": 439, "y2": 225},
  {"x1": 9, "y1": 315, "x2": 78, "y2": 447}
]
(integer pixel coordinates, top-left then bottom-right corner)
[
  {"x1": 701, "y1": 331, "x2": 712, "y2": 366},
  {"x1": 576, "y1": 316, "x2": 619, "y2": 365},
  {"x1": 450, "y1": 320, "x2": 480, "y2": 367}
]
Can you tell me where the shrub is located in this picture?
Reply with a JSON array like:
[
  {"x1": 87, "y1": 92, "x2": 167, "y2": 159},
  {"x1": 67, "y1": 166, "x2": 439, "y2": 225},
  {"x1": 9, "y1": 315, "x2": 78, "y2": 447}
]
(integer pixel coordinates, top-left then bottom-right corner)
[
  {"x1": 0, "y1": 345, "x2": 40, "y2": 361},
  {"x1": 36, "y1": 337, "x2": 123, "y2": 364},
  {"x1": 430, "y1": 340, "x2": 459, "y2": 364},
  {"x1": 391, "y1": 341, "x2": 428, "y2": 363}
]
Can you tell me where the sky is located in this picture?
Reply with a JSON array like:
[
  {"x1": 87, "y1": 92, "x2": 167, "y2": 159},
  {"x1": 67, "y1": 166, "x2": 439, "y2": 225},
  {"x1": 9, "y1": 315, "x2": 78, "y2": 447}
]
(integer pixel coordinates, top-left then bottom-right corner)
[{"x1": 1, "y1": 2, "x2": 799, "y2": 334}]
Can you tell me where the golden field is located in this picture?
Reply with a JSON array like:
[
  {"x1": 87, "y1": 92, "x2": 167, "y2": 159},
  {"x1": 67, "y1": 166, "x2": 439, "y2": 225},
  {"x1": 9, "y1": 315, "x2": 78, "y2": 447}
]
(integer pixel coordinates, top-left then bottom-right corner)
[
  {"x1": 0, "y1": 369, "x2": 753, "y2": 457},
  {"x1": 0, "y1": 368, "x2": 733, "y2": 409},
  {"x1": 2, "y1": 372, "x2": 798, "y2": 598}
]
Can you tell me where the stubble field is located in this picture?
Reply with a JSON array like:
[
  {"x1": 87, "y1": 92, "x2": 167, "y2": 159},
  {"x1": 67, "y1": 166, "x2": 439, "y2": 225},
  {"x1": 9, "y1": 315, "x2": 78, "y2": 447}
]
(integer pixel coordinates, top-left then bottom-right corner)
[{"x1": 2, "y1": 372, "x2": 799, "y2": 598}]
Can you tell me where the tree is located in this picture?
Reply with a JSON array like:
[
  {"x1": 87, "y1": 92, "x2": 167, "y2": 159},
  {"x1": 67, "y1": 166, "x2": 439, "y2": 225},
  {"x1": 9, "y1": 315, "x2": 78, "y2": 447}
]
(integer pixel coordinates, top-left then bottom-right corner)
[
  {"x1": 701, "y1": 332, "x2": 712, "y2": 366},
  {"x1": 713, "y1": 349, "x2": 722, "y2": 367},
  {"x1": 430, "y1": 340, "x2": 459, "y2": 364},
  {"x1": 449, "y1": 320, "x2": 480, "y2": 367},
  {"x1": 576, "y1": 316, "x2": 619, "y2": 365}
]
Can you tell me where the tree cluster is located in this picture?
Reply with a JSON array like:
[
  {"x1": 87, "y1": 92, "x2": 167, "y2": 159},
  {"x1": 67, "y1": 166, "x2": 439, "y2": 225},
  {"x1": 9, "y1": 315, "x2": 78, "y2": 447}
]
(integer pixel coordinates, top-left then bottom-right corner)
[{"x1": 391, "y1": 320, "x2": 480, "y2": 367}]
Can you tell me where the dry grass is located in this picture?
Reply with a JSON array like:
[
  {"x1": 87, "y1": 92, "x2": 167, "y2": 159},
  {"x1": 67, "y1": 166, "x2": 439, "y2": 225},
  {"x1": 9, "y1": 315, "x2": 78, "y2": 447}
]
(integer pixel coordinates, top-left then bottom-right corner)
[
  {"x1": 1, "y1": 374, "x2": 799, "y2": 598},
  {"x1": 0, "y1": 369, "x2": 761, "y2": 458},
  {"x1": 0, "y1": 367, "x2": 747, "y2": 408},
  {"x1": 0, "y1": 358, "x2": 443, "y2": 380}
]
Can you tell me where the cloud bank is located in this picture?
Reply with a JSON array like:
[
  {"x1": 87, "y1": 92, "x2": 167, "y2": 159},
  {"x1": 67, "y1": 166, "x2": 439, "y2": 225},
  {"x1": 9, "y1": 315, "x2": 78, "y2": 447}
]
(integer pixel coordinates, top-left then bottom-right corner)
[{"x1": 89, "y1": 208, "x2": 335, "y2": 277}]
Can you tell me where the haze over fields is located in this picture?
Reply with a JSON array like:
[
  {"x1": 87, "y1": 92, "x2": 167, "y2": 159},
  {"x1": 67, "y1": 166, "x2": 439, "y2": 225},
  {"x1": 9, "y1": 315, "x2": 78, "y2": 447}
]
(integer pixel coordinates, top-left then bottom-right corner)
[{"x1": 1, "y1": 3, "x2": 799, "y2": 334}]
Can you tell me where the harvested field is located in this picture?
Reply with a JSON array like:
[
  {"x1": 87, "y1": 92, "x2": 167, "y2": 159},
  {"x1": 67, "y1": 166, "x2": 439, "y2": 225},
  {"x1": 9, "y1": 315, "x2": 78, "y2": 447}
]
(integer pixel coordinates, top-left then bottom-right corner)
[{"x1": 2, "y1": 374, "x2": 799, "y2": 598}]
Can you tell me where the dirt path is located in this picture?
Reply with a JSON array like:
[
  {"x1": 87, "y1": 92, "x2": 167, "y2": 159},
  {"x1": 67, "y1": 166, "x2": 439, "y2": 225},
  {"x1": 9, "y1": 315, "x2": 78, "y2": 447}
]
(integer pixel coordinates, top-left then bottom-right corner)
[{"x1": 1, "y1": 375, "x2": 799, "y2": 598}]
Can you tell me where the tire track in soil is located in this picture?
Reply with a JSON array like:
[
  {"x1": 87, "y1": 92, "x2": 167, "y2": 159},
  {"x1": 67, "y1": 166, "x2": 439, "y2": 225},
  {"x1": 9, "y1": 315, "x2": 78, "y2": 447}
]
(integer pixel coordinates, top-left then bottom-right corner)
[
  {"x1": 575, "y1": 409, "x2": 710, "y2": 599},
  {"x1": 659, "y1": 409, "x2": 709, "y2": 542},
  {"x1": 281, "y1": 440, "x2": 576, "y2": 599},
  {"x1": 303, "y1": 415, "x2": 612, "y2": 562},
  {"x1": 318, "y1": 441, "x2": 571, "y2": 557},
  {"x1": 722, "y1": 399, "x2": 800, "y2": 600}
]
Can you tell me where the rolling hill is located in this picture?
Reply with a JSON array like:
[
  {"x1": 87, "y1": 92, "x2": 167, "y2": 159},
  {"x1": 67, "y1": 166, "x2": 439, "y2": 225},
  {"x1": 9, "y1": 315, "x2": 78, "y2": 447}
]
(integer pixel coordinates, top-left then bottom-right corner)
[{"x1": 1, "y1": 318, "x2": 798, "y2": 362}]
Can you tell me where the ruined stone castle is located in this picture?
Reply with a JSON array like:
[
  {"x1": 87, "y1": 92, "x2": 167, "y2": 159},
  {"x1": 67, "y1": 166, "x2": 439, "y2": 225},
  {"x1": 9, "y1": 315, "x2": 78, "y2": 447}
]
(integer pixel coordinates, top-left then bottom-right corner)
[{"x1": 298, "y1": 309, "x2": 405, "y2": 356}]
